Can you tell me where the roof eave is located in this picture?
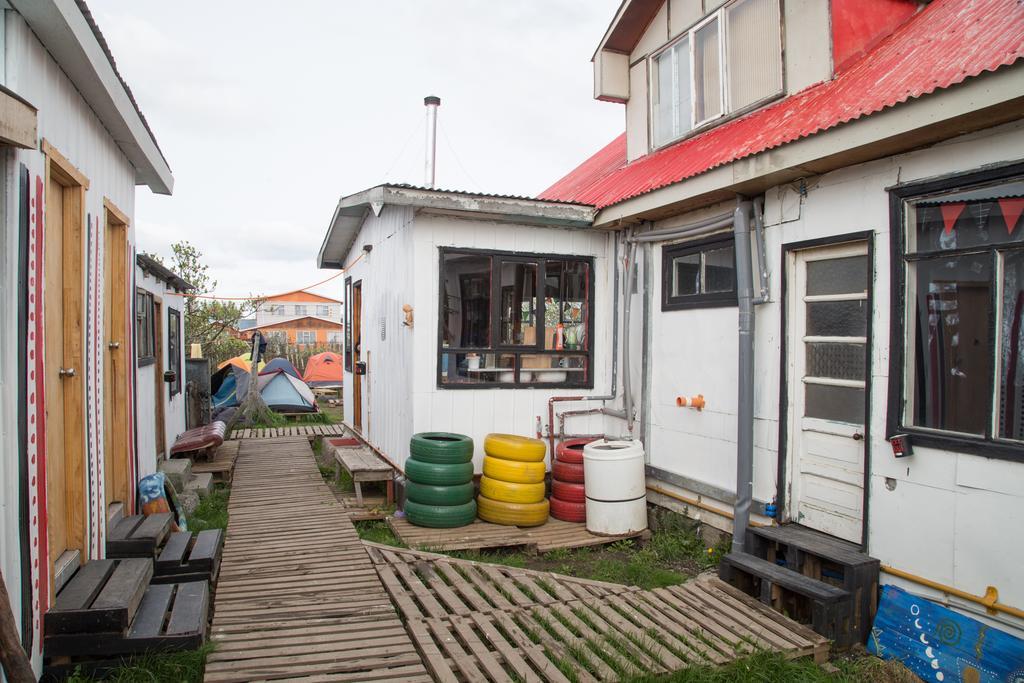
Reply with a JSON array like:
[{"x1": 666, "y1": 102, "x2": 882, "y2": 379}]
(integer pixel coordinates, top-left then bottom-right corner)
[
  {"x1": 317, "y1": 184, "x2": 596, "y2": 270},
  {"x1": 11, "y1": 0, "x2": 173, "y2": 194}
]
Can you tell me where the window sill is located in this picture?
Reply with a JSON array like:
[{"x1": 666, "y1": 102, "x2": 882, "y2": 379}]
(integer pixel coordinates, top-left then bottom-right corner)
[
  {"x1": 887, "y1": 426, "x2": 1024, "y2": 464},
  {"x1": 662, "y1": 298, "x2": 738, "y2": 312},
  {"x1": 649, "y1": 91, "x2": 786, "y2": 155}
]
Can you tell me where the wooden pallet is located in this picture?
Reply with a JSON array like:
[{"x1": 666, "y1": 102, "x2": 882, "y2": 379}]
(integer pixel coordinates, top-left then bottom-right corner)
[
  {"x1": 226, "y1": 424, "x2": 346, "y2": 440},
  {"x1": 204, "y1": 437, "x2": 430, "y2": 683},
  {"x1": 153, "y1": 529, "x2": 223, "y2": 584},
  {"x1": 406, "y1": 577, "x2": 829, "y2": 682},
  {"x1": 387, "y1": 515, "x2": 647, "y2": 553},
  {"x1": 191, "y1": 440, "x2": 239, "y2": 483},
  {"x1": 105, "y1": 512, "x2": 173, "y2": 558},
  {"x1": 365, "y1": 542, "x2": 640, "y2": 621}
]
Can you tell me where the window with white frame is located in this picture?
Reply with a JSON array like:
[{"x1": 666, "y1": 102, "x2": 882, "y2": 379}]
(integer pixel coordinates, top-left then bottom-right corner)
[
  {"x1": 297, "y1": 330, "x2": 316, "y2": 344},
  {"x1": 294, "y1": 305, "x2": 308, "y2": 316},
  {"x1": 328, "y1": 331, "x2": 342, "y2": 344},
  {"x1": 890, "y1": 164, "x2": 1024, "y2": 461},
  {"x1": 651, "y1": 0, "x2": 783, "y2": 148},
  {"x1": 316, "y1": 304, "x2": 331, "y2": 317}
]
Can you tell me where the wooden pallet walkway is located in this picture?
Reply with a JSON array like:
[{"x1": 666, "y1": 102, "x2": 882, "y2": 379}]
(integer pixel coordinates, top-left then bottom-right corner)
[
  {"x1": 226, "y1": 424, "x2": 347, "y2": 440},
  {"x1": 204, "y1": 437, "x2": 431, "y2": 682},
  {"x1": 191, "y1": 440, "x2": 239, "y2": 484},
  {"x1": 387, "y1": 515, "x2": 647, "y2": 553},
  {"x1": 364, "y1": 543, "x2": 829, "y2": 682},
  {"x1": 364, "y1": 542, "x2": 639, "y2": 621}
]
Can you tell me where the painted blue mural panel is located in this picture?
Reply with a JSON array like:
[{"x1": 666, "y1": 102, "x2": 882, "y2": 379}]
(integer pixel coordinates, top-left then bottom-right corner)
[{"x1": 868, "y1": 585, "x2": 1024, "y2": 682}]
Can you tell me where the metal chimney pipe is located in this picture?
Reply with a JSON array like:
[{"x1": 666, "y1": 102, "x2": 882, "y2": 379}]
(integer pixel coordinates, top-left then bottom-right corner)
[{"x1": 424, "y1": 95, "x2": 441, "y2": 188}]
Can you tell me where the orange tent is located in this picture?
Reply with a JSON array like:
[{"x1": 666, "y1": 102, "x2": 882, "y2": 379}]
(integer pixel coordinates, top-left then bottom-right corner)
[{"x1": 304, "y1": 351, "x2": 343, "y2": 388}]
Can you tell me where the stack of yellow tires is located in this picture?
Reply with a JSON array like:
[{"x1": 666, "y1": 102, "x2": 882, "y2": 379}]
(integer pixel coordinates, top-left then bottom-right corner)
[
  {"x1": 478, "y1": 434, "x2": 549, "y2": 527},
  {"x1": 405, "y1": 433, "x2": 477, "y2": 528}
]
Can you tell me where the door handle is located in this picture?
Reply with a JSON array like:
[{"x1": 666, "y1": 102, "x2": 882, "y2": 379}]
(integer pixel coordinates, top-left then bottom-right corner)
[
  {"x1": 108, "y1": 341, "x2": 121, "y2": 349},
  {"x1": 58, "y1": 367, "x2": 76, "y2": 378},
  {"x1": 852, "y1": 432, "x2": 864, "y2": 441}
]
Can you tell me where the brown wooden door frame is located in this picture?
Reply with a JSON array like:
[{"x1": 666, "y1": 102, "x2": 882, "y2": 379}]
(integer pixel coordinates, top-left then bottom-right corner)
[
  {"x1": 42, "y1": 140, "x2": 89, "y2": 590},
  {"x1": 103, "y1": 199, "x2": 131, "y2": 508},
  {"x1": 352, "y1": 281, "x2": 362, "y2": 433},
  {"x1": 153, "y1": 299, "x2": 166, "y2": 457}
]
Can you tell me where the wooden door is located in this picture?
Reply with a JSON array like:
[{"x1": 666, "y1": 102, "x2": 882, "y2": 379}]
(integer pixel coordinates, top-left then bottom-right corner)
[
  {"x1": 43, "y1": 153, "x2": 87, "y2": 585},
  {"x1": 103, "y1": 206, "x2": 130, "y2": 507},
  {"x1": 352, "y1": 281, "x2": 363, "y2": 432},
  {"x1": 154, "y1": 300, "x2": 166, "y2": 457},
  {"x1": 786, "y1": 241, "x2": 870, "y2": 543}
]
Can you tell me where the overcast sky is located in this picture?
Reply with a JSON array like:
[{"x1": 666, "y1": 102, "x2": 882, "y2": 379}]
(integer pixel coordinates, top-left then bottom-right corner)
[{"x1": 89, "y1": 1, "x2": 624, "y2": 301}]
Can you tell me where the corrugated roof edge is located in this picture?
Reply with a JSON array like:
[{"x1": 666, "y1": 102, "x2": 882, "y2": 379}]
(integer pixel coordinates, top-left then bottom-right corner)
[
  {"x1": 381, "y1": 183, "x2": 597, "y2": 208},
  {"x1": 75, "y1": 0, "x2": 170, "y2": 171},
  {"x1": 136, "y1": 253, "x2": 193, "y2": 292}
]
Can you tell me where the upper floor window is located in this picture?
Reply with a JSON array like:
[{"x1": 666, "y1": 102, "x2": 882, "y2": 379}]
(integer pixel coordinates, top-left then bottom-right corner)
[
  {"x1": 890, "y1": 163, "x2": 1024, "y2": 462},
  {"x1": 294, "y1": 304, "x2": 308, "y2": 316},
  {"x1": 651, "y1": 0, "x2": 782, "y2": 148},
  {"x1": 316, "y1": 304, "x2": 331, "y2": 317}
]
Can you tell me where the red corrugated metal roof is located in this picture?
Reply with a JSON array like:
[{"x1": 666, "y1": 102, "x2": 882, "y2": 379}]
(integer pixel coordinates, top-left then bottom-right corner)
[{"x1": 539, "y1": 0, "x2": 1024, "y2": 209}]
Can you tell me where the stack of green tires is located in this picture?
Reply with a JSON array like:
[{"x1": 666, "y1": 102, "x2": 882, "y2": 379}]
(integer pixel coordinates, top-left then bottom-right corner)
[{"x1": 404, "y1": 433, "x2": 477, "y2": 528}]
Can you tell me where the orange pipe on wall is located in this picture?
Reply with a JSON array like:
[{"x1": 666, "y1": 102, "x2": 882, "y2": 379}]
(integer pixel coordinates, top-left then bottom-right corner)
[
  {"x1": 675, "y1": 394, "x2": 706, "y2": 410},
  {"x1": 646, "y1": 484, "x2": 766, "y2": 527},
  {"x1": 880, "y1": 565, "x2": 1024, "y2": 620}
]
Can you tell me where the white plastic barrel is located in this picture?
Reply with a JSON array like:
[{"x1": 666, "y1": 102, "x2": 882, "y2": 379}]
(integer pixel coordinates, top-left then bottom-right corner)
[{"x1": 583, "y1": 439, "x2": 648, "y2": 535}]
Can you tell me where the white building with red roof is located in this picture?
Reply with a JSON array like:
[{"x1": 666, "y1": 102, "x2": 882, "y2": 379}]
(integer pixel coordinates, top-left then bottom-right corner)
[{"x1": 541, "y1": 0, "x2": 1024, "y2": 640}]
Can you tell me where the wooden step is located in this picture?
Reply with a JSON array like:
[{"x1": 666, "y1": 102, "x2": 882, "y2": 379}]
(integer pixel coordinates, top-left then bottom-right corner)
[
  {"x1": 748, "y1": 524, "x2": 875, "y2": 567},
  {"x1": 153, "y1": 529, "x2": 223, "y2": 584},
  {"x1": 106, "y1": 513, "x2": 173, "y2": 558},
  {"x1": 747, "y1": 524, "x2": 880, "y2": 648},
  {"x1": 45, "y1": 580, "x2": 209, "y2": 659},
  {"x1": 45, "y1": 558, "x2": 153, "y2": 635},
  {"x1": 720, "y1": 552, "x2": 852, "y2": 646}
]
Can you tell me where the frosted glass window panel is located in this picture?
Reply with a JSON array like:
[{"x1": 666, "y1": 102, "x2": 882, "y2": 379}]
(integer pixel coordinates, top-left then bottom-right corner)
[
  {"x1": 694, "y1": 18, "x2": 722, "y2": 122},
  {"x1": 806, "y1": 343, "x2": 866, "y2": 381},
  {"x1": 806, "y1": 300, "x2": 867, "y2": 337},
  {"x1": 807, "y1": 256, "x2": 869, "y2": 296},
  {"x1": 727, "y1": 0, "x2": 783, "y2": 110}
]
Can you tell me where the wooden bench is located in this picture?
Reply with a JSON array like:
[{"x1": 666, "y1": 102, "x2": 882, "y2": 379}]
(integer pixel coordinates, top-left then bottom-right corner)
[
  {"x1": 154, "y1": 529, "x2": 223, "y2": 585},
  {"x1": 105, "y1": 513, "x2": 173, "y2": 558},
  {"x1": 333, "y1": 443, "x2": 394, "y2": 505},
  {"x1": 44, "y1": 557, "x2": 208, "y2": 672}
]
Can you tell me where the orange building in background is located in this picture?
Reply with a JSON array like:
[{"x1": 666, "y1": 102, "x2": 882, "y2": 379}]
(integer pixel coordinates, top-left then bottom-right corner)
[{"x1": 252, "y1": 290, "x2": 343, "y2": 347}]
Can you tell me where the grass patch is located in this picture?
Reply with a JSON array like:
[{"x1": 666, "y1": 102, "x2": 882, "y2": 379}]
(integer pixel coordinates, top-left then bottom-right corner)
[
  {"x1": 446, "y1": 549, "x2": 529, "y2": 569},
  {"x1": 66, "y1": 643, "x2": 214, "y2": 682},
  {"x1": 355, "y1": 520, "x2": 405, "y2": 547},
  {"x1": 626, "y1": 650, "x2": 914, "y2": 682},
  {"x1": 187, "y1": 486, "x2": 229, "y2": 532}
]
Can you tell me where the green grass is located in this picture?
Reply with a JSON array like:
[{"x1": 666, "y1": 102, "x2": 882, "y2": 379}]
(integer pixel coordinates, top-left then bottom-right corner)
[
  {"x1": 446, "y1": 549, "x2": 529, "y2": 568},
  {"x1": 626, "y1": 650, "x2": 911, "y2": 682},
  {"x1": 317, "y1": 462, "x2": 354, "y2": 492},
  {"x1": 66, "y1": 643, "x2": 214, "y2": 682},
  {"x1": 187, "y1": 486, "x2": 229, "y2": 533},
  {"x1": 355, "y1": 520, "x2": 406, "y2": 547}
]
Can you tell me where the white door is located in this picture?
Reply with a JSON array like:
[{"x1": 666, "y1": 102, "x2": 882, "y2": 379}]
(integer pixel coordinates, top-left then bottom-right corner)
[{"x1": 786, "y1": 241, "x2": 870, "y2": 543}]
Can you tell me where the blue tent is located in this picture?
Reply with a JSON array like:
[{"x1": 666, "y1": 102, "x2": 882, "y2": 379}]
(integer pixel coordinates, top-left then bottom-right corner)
[
  {"x1": 263, "y1": 357, "x2": 301, "y2": 379},
  {"x1": 212, "y1": 364, "x2": 250, "y2": 410},
  {"x1": 257, "y1": 370, "x2": 317, "y2": 412}
]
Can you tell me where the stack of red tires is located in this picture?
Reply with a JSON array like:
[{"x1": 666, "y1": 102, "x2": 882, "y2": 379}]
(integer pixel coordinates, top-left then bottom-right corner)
[{"x1": 548, "y1": 438, "x2": 594, "y2": 522}]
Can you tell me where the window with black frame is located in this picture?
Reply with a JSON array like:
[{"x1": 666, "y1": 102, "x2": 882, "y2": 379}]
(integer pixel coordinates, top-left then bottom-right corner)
[
  {"x1": 662, "y1": 235, "x2": 737, "y2": 310},
  {"x1": 438, "y1": 248, "x2": 593, "y2": 388},
  {"x1": 136, "y1": 289, "x2": 155, "y2": 363},
  {"x1": 168, "y1": 308, "x2": 182, "y2": 395},
  {"x1": 893, "y1": 168, "x2": 1024, "y2": 458}
]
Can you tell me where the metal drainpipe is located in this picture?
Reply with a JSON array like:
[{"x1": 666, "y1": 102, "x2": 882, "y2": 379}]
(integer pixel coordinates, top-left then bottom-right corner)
[
  {"x1": 622, "y1": 238, "x2": 639, "y2": 434},
  {"x1": 732, "y1": 198, "x2": 755, "y2": 554},
  {"x1": 752, "y1": 196, "x2": 770, "y2": 304}
]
